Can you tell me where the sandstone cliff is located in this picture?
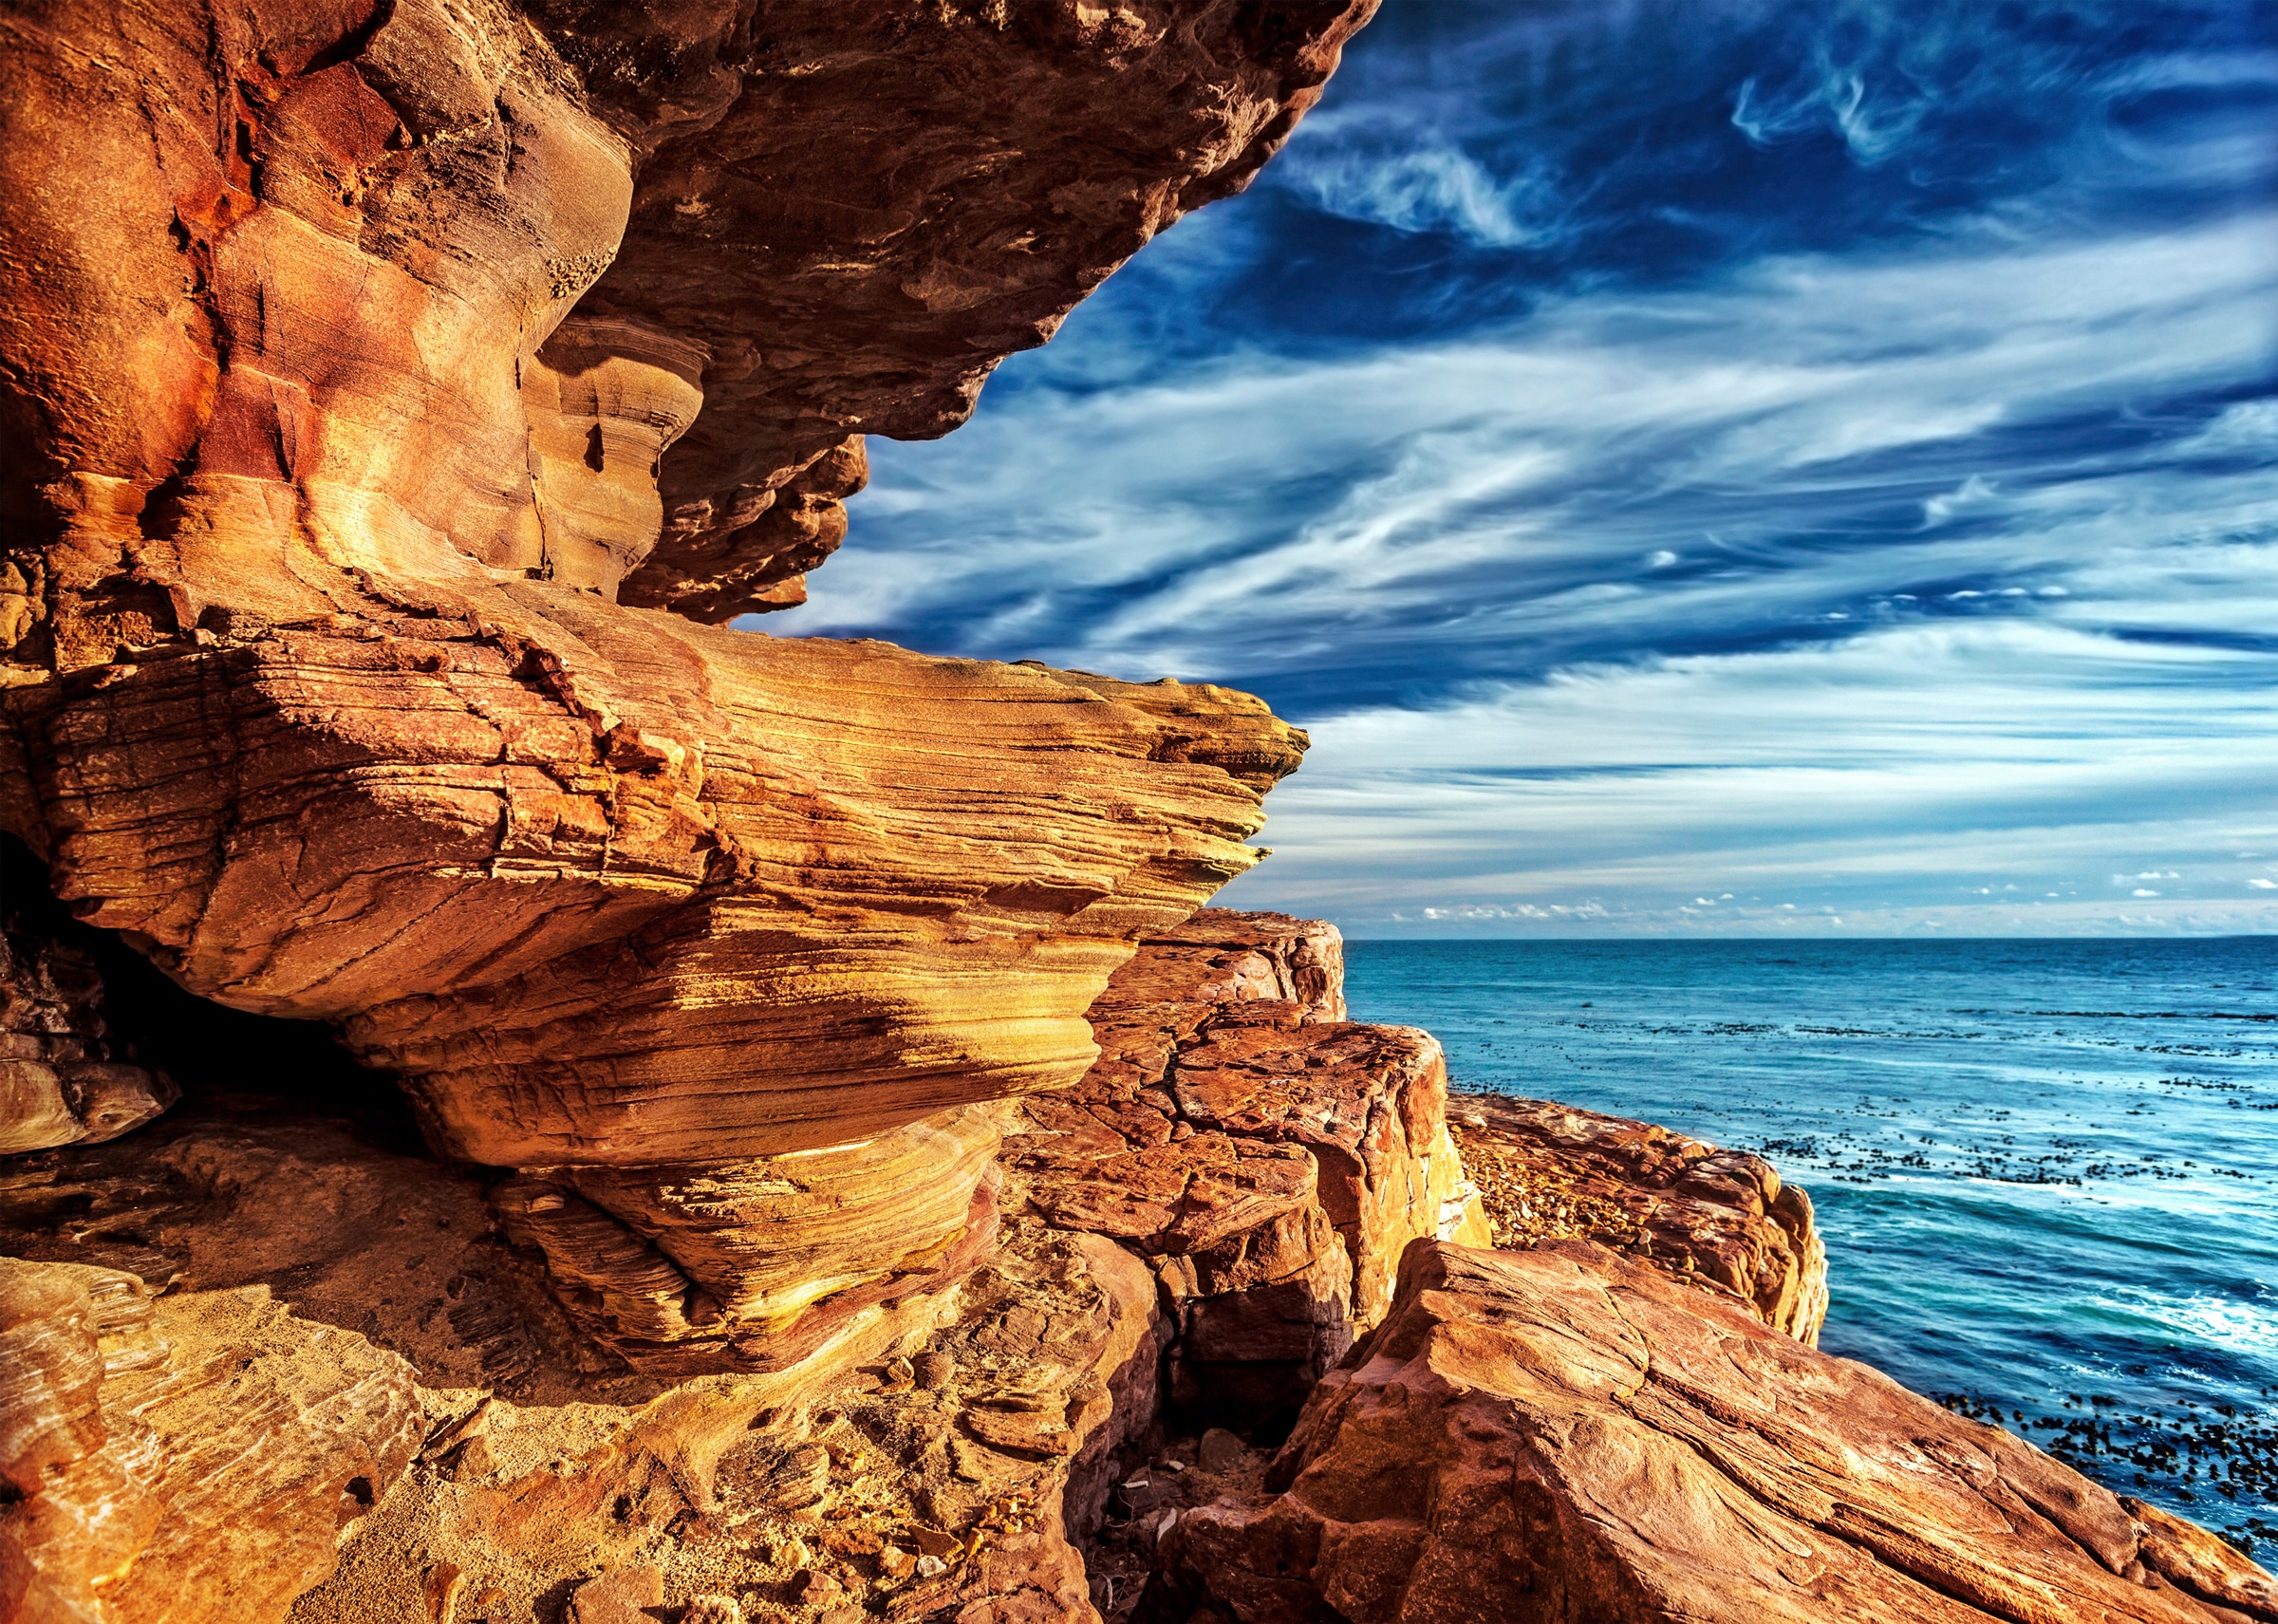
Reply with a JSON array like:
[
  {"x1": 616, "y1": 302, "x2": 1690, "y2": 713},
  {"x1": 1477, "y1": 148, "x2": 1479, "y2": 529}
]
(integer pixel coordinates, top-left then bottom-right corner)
[
  {"x1": 6, "y1": 905, "x2": 2272, "y2": 1622},
  {"x1": 0, "y1": 910, "x2": 1488, "y2": 1620},
  {"x1": 4, "y1": 4, "x2": 2271, "y2": 1619},
  {"x1": 0, "y1": 0, "x2": 1371, "y2": 1371}
]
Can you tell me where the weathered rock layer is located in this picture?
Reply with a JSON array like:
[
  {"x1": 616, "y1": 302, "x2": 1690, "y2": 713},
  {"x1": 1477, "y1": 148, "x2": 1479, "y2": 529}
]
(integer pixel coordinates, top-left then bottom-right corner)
[
  {"x1": 1150, "y1": 1239, "x2": 2277, "y2": 1624},
  {"x1": 1449, "y1": 1091, "x2": 1828, "y2": 1343},
  {"x1": 1, "y1": 1257, "x2": 421, "y2": 1624},
  {"x1": 0, "y1": 863, "x2": 175, "y2": 1155},
  {"x1": 7, "y1": 911, "x2": 2273, "y2": 1623},
  {"x1": 0, "y1": 909, "x2": 1490, "y2": 1621},
  {"x1": 0, "y1": 0, "x2": 1374, "y2": 1369},
  {"x1": 1008, "y1": 910, "x2": 1490, "y2": 1428}
]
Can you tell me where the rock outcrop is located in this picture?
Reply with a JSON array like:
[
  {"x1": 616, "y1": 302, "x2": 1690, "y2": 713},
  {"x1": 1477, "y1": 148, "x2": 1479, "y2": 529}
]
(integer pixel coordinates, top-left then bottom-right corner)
[
  {"x1": 1449, "y1": 1092, "x2": 1828, "y2": 1343},
  {"x1": 0, "y1": 910, "x2": 1486, "y2": 1622},
  {"x1": 1006, "y1": 910, "x2": 1489, "y2": 1428},
  {"x1": 1148, "y1": 1239, "x2": 2278, "y2": 1624},
  {"x1": 6, "y1": 5, "x2": 2269, "y2": 1619},
  {"x1": 8, "y1": 911, "x2": 2271, "y2": 1624},
  {"x1": 0, "y1": 1257, "x2": 421, "y2": 1624},
  {"x1": 0, "y1": 0, "x2": 1377, "y2": 635},
  {"x1": 0, "y1": 850, "x2": 176, "y2": 1155},
  {"x1": 0, "y1": 0, "x2": 1373, "y2": 1370}
]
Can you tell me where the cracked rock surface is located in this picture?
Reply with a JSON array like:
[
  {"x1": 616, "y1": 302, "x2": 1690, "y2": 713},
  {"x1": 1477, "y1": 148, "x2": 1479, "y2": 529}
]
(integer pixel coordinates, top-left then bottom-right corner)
[
  {"x1": 1449, "y1": 1091, "x2": 1828, "y2": 1343},
  {"x1": 0, "y1": 1256, "x2": 422, "y2": 1624},
  {"x1": 0, "y1": 0, "x2": 1364, "y2": 1371},
  {"x1": 1004, "y1": 910, "x2": 1491, "y2": 1431},
  {"x1": 1144, "y1": 1239, "x2": 2275, "y2": 1624}
]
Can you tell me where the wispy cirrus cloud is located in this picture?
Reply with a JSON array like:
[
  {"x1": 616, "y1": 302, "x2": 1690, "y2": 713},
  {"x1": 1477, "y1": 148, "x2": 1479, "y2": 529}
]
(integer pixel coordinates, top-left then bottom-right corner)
[
  {"x1": 1225, "y1": 622, "x2": 2278, "y2": 933},
  {"x1": 766, "y1": 0, "x2": 2278, "y2": 937}
]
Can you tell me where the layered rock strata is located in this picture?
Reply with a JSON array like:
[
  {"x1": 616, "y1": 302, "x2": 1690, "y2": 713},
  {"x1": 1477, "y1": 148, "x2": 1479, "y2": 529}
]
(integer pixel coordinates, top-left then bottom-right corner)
[
  {"x1": 8, "y1": 915, "x2": 2272, "y2": 1622},
  {"x1": 1449, "y1": 1091, "x2": 1828, "y2": 1343},
  {"x1": 0, "y1": 0, "x2": 1372, "y2": 1369},
  {"x1": 0, "y1": 1095, "x2": 1125, "y2": 1621},
  {"x1": 0, "y1": 909, "x2": 1487, "y2": 1622},
  {"x1": 0, "y1": 1257, "x2": 421, "y2": 1624},
  {"x1": 0, "y1": 0, "x2": 1377, "y2": 637},
  {"x1": 1005, "y1": 910, "x2": 1490, "y2": 1428},
  {"x1": 1148, "y1": 1238, "x2": 2278, "y2": 1624}
]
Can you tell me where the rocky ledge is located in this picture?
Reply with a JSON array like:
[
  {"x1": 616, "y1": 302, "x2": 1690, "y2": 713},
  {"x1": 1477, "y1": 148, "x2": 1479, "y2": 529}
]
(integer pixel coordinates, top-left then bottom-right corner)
[
  {"x1": 1148, "y1": 1239, "x2": 2277, "y2": 1624},
  {"x1": 1448, "y1": 1092, "x2": 1828, "y2": 1344},
  {"x1": 8, "y1": 910, "x2": 2272, "y2": 1622},
  {"x1": 0, "y1": 909, "x2": 1486, "y2": 1620},
  {"x1": 2, "y1": 3, "x2": 2269, "y2": 1618},
  {"x1": 0, "y1": 0, "x2": 1362, "y2": 1380}
]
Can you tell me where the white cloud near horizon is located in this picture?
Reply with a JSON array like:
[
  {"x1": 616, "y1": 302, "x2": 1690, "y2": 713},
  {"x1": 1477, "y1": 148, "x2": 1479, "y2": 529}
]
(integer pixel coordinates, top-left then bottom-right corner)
[{"x1": 1214, "y1": 621, "x2": 2278, "y2": 934}]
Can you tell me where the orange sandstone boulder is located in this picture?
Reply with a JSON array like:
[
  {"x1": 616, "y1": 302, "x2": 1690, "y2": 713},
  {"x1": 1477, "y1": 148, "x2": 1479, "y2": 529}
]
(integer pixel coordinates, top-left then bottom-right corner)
[
  {"x1": 1450, "y1": 1091, "x2": 1828, "y2": 1343},
  {"x1": 1148, "y1": 1239, "x2": 2276, "y2": 1624}
]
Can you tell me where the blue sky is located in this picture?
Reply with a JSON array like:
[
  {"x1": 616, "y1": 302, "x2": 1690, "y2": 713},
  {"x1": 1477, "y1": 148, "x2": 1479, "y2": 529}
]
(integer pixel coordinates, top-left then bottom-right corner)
[{"x1": 767, "y1": 0, "x2": 2278, "y2": 938}]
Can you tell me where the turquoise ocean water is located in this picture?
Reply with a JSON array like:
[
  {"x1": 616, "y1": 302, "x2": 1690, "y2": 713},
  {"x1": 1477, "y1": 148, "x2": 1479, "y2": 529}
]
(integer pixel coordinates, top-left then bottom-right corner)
[{"x1": 1341, "y1": 938, "x2": 2278, "y2": 1557}]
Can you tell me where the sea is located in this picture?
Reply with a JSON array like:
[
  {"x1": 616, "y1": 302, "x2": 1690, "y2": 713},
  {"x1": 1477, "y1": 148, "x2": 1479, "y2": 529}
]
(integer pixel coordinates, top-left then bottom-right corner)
[{"x1": 1341, "y1": 937, "x2": 2278, "y2": 1559}]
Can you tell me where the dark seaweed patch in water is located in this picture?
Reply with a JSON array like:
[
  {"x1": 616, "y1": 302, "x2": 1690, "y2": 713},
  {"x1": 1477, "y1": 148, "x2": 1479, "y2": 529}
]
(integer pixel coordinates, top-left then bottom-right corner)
[{"x1": 1937, "y1": 1387, "x2": 2278, "y2": 1557}]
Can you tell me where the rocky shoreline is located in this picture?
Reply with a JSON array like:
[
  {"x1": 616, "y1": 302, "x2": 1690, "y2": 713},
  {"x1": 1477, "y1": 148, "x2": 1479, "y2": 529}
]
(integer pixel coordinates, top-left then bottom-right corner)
[
  {"x1": 1, "y1": 4, "x2": 2270, "y2": 1618},
  {"x1": 7, "y1": 908, "x2": 2272, "y2": 1622}
]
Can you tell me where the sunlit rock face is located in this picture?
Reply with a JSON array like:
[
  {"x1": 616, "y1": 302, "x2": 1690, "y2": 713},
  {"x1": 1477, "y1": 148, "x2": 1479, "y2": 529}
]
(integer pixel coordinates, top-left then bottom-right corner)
[
  {"x1": 1449, "y1": 1091, "x2": 1829, "y2": 1344},
  {"x1": 1149, "y1": 1241, "x2": 2276, "y2": 1624},
  {"x1": 1008, "y1": 909, "x2": 1492, "y2": 1429},
  {"x1": 0, "y1": 1258, "x2": 421, "y2": 1624},
  {"x1": 0, "y1": 0, "x2": 1372, "y2": 1366}
]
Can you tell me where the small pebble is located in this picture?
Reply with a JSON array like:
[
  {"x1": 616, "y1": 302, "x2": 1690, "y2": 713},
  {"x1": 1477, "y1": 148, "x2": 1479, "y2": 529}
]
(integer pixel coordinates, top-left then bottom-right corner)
[{"x1": 791, "y1": 1569, "x2": 844, "y2": 1607}]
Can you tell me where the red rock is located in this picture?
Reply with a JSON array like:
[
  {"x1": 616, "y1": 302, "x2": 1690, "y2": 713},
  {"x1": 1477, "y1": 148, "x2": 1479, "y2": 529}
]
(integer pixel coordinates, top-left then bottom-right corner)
[
  {"x1": 2124, "y1": 1498, "x2": 2278, "y2": 1620},
  {"x1": 1450, "y1": 1091, "x2": 1828, "y2": 1343},
  {"x1": 568, "y1": 1566, "x2": 665, "y2": 1624},
  {"x1": 1007, "y1": 910, "x2": 1486, "y2": 1429},
  {"x1": 0, "y1": 1256, "x2": 421, "y2": 1624},
  {"x1": 1149, "y1": 1239, "x2": 2272, "y2": 1624},
  {"x1": 0, "y1": 0, "x2": 1365, "y2": 1372},
  {"x1": 1, "y1": 854, "x2": 176, "y2": 1153}
]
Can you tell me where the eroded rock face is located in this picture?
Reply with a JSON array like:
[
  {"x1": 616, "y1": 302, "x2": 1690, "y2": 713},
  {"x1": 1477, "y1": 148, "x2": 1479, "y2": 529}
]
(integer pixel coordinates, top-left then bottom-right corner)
[
  {"x1": 9, "y1": 914, "x2": 2266, "y2": 1624},
  {"x1": 571, "y1": 2, "x2": 1379, "y2": 620},
  {"x1": 1449, "y1": 1091, "x2": 1828, "y2": 1343},
  {"x1": 1, "y1": 871, "x2": 176, "y2": 1155},
  {"x1": 1148, "y1": 1239, "x2": 2277, "y2": 1624},
  {"x1": 1007, "y1": 910, "x2": 1488, "y2": 1429},
  {"x1": 0, "y1": 1104, "x2": 641, "y2": 1401},
  {"x1": 0, "y1": 1, "x2": 1369, "y2": 1365},
  {"x1": 0, "y1": 909, "x2": 1494, "y2": 1621},
  {"x1": 0, "y1": 0, "x2": 1375, "y2": 638},
  {"x1": 0, "y1": 1257, "x2": 421, "y2": 1624}
]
